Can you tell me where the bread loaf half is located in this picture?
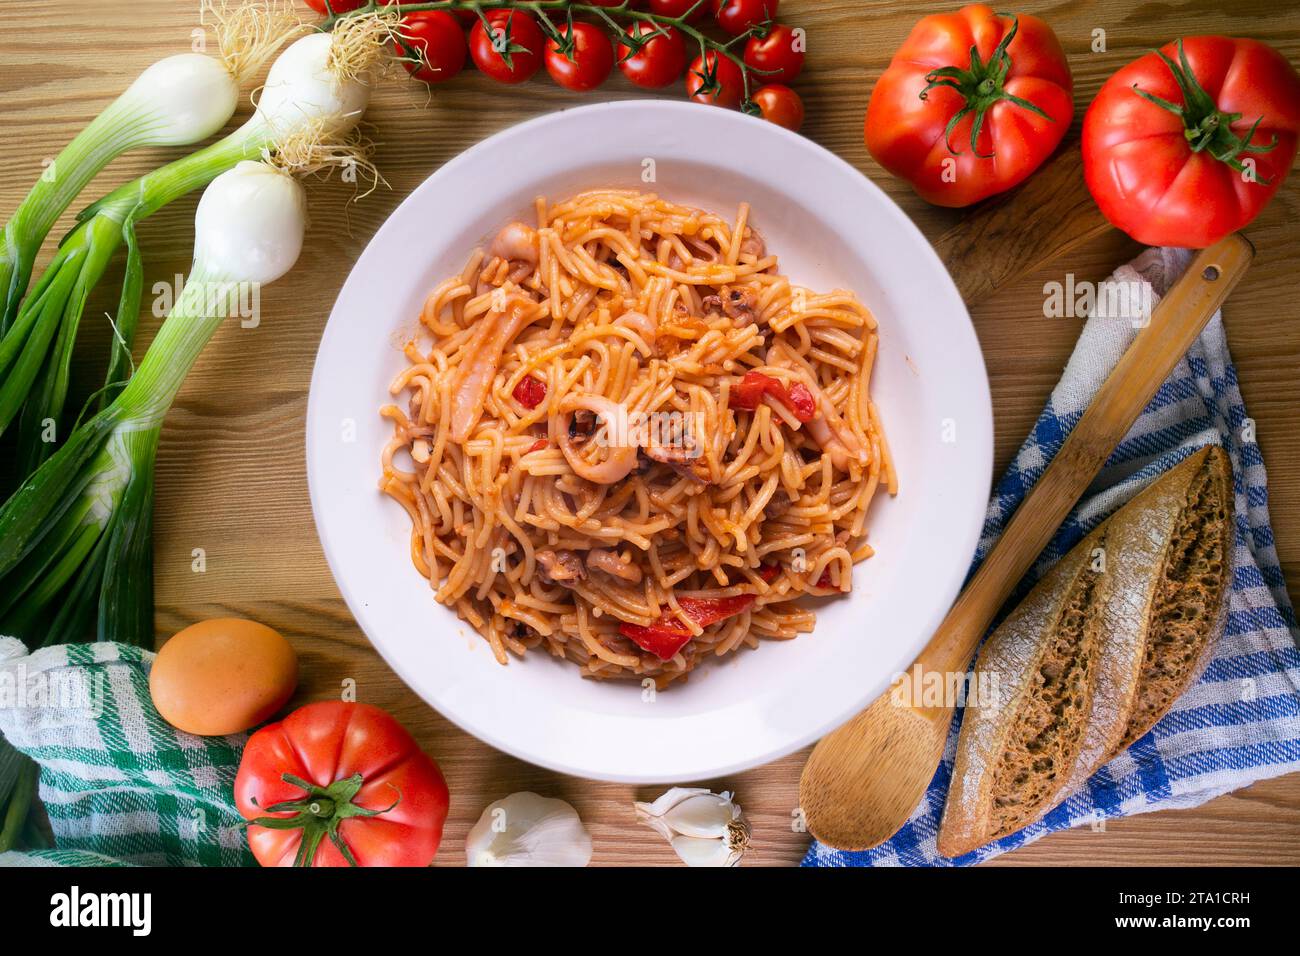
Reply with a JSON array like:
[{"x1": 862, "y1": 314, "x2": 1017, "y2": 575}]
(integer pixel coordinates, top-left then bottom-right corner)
[
  {"x1": 937, "y1": 533, "x2": 1110, "y2": 858},
  {"x1": 937, "y1": 446, "x2": 1233, "y2": 857}
]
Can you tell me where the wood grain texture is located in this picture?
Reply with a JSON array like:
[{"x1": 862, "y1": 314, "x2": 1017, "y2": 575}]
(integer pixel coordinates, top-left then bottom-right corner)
[
  {"x1": 1, "y1": 0, "x2": 1298, "y2": 866},
  {"x1": 937, "y1": 147, "x2": 1112, "y2": 303}
]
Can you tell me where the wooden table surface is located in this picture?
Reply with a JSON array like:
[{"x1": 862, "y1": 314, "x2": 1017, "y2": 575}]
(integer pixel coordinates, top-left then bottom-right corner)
[{"x1": 2, "y1": 0, "x2": 1298, "y2": 866}]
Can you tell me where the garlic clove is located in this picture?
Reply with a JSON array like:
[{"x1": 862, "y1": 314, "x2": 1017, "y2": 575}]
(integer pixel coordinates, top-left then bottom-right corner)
[
  {"x1": 635, "y1": 813, "x2": 677, "y2": 844},
  {"x1": 661, "y1": 792, "x2": 737, "y2": 839},
  {"x1": 634, "y1": 786, "x2": 711, "y2": 818},
  {"x1": 670, "y1": 834, "x2": 740, "y2": 868},
  {"x1": 635, "y1": 786, "x2": 750, "y2": 867}
]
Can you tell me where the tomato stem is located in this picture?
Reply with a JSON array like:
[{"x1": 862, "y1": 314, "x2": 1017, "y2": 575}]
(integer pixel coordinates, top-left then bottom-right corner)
[
  {"x1": 917, "y1": 13, "x2": 1055, "y2": 158},
  {"x1": 247, "y1": 772, "x2": 401, "y2": 867},
  {"x1": 1131, "y1": 39, "x2": 1278, "y2": 180},
  {"x1": 323, "y1": 1, "x2": 768, "y2": 111}
]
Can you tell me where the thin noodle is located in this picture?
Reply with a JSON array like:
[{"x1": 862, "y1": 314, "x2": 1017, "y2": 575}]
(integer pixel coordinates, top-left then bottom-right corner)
[{"x1": 380, "y1": 190, "x2": 894, "y2": 687}]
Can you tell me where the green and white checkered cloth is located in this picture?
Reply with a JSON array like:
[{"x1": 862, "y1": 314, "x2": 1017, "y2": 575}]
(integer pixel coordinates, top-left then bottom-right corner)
[{"x1": 0, "y1": 637, "x2": 254, "y2": 867}]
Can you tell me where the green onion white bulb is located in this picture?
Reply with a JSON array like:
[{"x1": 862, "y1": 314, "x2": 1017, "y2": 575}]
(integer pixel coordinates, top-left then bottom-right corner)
[{"x1": 118, "y1": 52, "x2": 242, "y2": 146}]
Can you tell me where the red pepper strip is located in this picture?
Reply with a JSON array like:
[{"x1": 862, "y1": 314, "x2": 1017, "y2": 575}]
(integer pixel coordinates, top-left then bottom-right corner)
[
  {"x1": 512, "y1": 375, "x2": 547, "y2": 409},
  {"x1": 785, "y1": 382, "x2": 816, "y2": 423},
  {"x1": 728, "y1": 370, "x2": 777, "y2": 411},
  {"x1": 728, "y1": 370, "x2": 815, "y2": 423},
  {"x1": 618, "y1": 594, "x2": 757, "y2": 660},
  {"x1": 617, "y1": 624, "x2": 694, "y2": 661},
  {"x1": 526, "y1": 438, "x2": 548, "y2": 453}
]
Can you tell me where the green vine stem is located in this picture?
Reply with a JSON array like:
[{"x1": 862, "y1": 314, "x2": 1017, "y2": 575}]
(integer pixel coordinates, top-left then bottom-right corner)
[{"x1": 322, "y1": 1, "x2": 771, "y2": 107}]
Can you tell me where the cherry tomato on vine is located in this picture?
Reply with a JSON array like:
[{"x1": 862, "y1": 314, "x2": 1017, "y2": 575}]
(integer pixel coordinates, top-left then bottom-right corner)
[
  {"x1": 744, "y1": 24, "x2": 803, "y2": 85},
  {"x1": 469, "y1": 9, "x2": 545, "y2": 85},
  {"x1": 649, "y1": 0, "x2": 709, "y2": 22},
  {"x1": 711, "y1": 0, "x2": 778, "y2": 37},
  {"x1": 751, "y1": 83, "x2": 803, "y2": 130},
  {"x1": 618, "y1": 23, "x2": 688, "y2": 89},
  {"x1": 545, "y1": 22, "x2": 615, "y2": 92},
  {"x1": 394, "y1": 11, "x2": 467, "y2": 85},
  {"x1": 686, "y1": 51, "x2": 745, "y2": 108},
  {"x1": 304, "y1": 0, "x2": 365, "y2": 14}
]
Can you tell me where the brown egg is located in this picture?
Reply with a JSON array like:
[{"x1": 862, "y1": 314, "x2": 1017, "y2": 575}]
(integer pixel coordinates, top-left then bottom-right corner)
[{"x1": 150, "y1": 618, "x2": 298, "y2": 736}]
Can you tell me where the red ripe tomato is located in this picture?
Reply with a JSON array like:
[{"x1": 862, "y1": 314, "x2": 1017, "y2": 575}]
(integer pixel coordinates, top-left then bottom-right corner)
[
  {"x1": 618, "y1": 23, "x2": 688, "y2": 89},
  {"x1": 304, "y1": 0, "x2": 365, "y2": 13},
  {"x1": 711, "y1": 0, "x2": 777, "y2": 37},
  {"x1": 545, "y1": 21, "x2": 614, "y2": 92},
  {"x1": 865, "y1": 4, "x2": 1073, "y2": 207},
  {"x1": 752, "y1": 83, "x2": 804, "y2": 130},
  {"x1": 469, "y1": 9, "x2": 545, "y2": 84},
  {"x1": 235, "y1": 701, "x2": 449, "y2": 867},
  {"x1": 649, "y1": 0, "x2": 708, "y2": 21},
  {"x1": 686, "y1": 51, "x2": 745, "y2": 107},
  {"x1": 395, "y1": 11, "x2": 467, "y2": 85},
  {"x1": 744, "y1": 24, "x2": 803, "y2": 86},
  {"x1": 1083, "y1": 36, "x2": 1300, "y2": 248}
]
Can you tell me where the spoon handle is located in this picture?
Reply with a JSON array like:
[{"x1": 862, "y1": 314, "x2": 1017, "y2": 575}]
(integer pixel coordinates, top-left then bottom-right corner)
[{"x1": 922, "y1": 234, "x2": 1254, "y2": 685}]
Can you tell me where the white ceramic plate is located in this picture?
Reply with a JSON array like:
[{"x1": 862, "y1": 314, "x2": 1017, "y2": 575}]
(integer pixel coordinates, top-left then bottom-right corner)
[{"x1": 306, "y1": 100, "x2": 991, "y2": 783}]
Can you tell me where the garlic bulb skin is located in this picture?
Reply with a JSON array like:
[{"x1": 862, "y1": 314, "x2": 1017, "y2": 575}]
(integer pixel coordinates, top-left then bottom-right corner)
[
  {"x1": 466, "y1": 792, "x2": 593, "y2": 867},
  {"x1": 634, "y1": 788, "x2": 750, "y2": 867}
]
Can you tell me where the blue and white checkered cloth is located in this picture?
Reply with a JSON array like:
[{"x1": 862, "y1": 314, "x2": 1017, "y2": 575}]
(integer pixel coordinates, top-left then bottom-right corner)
[{"x1": 805, "y1": 247, "x2": 1300, "y2": 866}]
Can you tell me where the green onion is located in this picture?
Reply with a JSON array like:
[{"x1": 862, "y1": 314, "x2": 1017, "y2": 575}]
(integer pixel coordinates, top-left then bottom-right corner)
[
  {"x1": 0, "y1": 1, "x2": 339, "y2": 836},
  {"x1": 0, "y1": 30, "x2": 373, "y2": 479}
]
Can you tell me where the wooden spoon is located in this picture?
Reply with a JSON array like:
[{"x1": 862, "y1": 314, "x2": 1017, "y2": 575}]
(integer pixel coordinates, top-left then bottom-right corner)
[{"x1": 799, "y1": 233, "x2": 1255, "y2": 852}]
